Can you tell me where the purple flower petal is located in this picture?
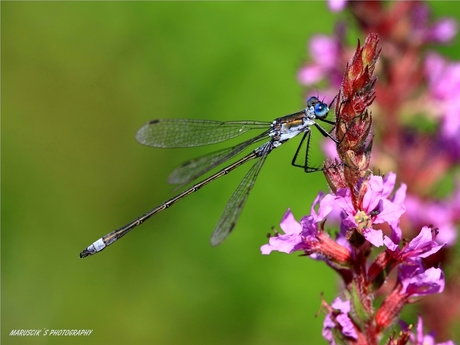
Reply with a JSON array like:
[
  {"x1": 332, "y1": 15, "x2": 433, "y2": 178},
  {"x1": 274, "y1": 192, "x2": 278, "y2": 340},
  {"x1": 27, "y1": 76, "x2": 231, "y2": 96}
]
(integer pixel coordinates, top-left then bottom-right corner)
[
  {"x1": 375, "y1": 199, "x2": 405, "y2": 226},
  {"x1": 363, "y1": 175, "x2": 384, "y2": 211},
  {"x1": 383, "y1": 235, "x2": 399, "y2": 251},
  {"x1": 315, "y1": 193, "x2": 335, "y2": 221},
  {"x1": 404, "y1": 194, "x2": 457, "y2": 247},
  {"x1": 400, "y1": 266, "x2": 445, "y2": 296},
  {"x1": 260, "y1": 233, "x2": 302, "y2": 255},
  {"x1": 382, "y1": 172, "x2": 397, "y2": 198},
  {"x1": 297, "y1": 65, "x2": 324, "y2": 85},
  {"x1": 324, "y1": 297, "x2": 358, "y2": 340},
  {"x1": 390, "y1": 223, "x2": 402, "y2": 245},
  {"x1": 429, "y1": 18, "x2": 458, "y2": 43},
  {"x1": 309, "y1": 35, "x2": 340, "y2": 68},
  {"x1": 363, "y1": 228, "x2": 384, "y2": 247},
  {"x1": 279, "y1": 209, "x2": 302, "y2": 234},
  {"x1": 322, "y1": 138, "x2": 339, "y2": 160},
  {"x1": 261, "y1": 210, "x2": 304, "y2": 255},
  {"x1": 331, "y1": 297, "x2": 351, "y2": 313},
  {"x1": 392, "y1": 182, "x2": 407, "y2": 207},
  {"x1": 410, "y1": 315, "x2": 456, "y2": 345},
  {"x1": 335, "y1": 188, "x2": 355, "y2": 215},
  {"x1": 327, "y1": 0, "x2": 347, "y2": 13},
  {"x1": 402, "y1": 226, "x2": 445, "y2": 259}
]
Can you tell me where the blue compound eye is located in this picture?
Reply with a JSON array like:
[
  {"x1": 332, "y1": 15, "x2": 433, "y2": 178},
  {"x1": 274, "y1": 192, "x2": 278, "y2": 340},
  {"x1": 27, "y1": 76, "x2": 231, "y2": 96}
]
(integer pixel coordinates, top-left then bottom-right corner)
[{"x1": 314, "y1": 102, "x2": 329, "y2": 118}]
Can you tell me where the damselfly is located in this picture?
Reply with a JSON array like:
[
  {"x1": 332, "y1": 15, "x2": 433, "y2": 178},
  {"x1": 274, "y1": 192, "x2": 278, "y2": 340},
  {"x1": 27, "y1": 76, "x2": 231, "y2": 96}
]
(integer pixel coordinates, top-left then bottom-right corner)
[{"x1": 80, "y1": 96, "x2": 337, "y2": 258}]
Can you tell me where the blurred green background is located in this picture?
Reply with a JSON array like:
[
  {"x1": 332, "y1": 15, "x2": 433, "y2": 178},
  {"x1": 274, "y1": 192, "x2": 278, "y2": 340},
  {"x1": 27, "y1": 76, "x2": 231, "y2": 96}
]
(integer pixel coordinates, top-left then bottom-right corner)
[{"x1": 3, "y1": 2, "x2": 459, "y2": 345}]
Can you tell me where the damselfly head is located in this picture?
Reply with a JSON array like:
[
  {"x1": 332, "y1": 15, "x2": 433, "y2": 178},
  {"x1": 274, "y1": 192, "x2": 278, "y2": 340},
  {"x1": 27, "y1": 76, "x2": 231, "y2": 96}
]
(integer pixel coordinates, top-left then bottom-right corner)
[{"x1": 307, "y1": 96, "x2": 330, "y2": 119}]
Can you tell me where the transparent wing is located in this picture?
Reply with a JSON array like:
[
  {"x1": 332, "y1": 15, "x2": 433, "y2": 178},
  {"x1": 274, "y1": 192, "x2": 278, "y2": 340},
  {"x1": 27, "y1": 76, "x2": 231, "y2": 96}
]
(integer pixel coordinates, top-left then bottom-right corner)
[
  {"x1": 136, "y1": 119, "x2": 270, "y2": 148},
  {"x1": 210, "y1": 143, "x2": 271, "y2": 246},
  {"x1": 168, "y1": 130, "x2": 270, "y2": 186}
]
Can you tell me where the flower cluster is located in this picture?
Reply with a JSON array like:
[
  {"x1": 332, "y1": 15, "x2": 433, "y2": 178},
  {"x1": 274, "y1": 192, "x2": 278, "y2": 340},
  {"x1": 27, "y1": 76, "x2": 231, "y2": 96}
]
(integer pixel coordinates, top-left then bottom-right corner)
[
  {"x1": 263, "y1": 173, "x2": 450, "y2": 344},
  {"x1": 261, "y1": 2, "x2": 459, "y2": 341},
  {"x1": 272, "y1": 1, "x2": 459, "y2": 343},
  {"x1": 262, "y1": 171, "x2": 447, "y2": 342}
]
